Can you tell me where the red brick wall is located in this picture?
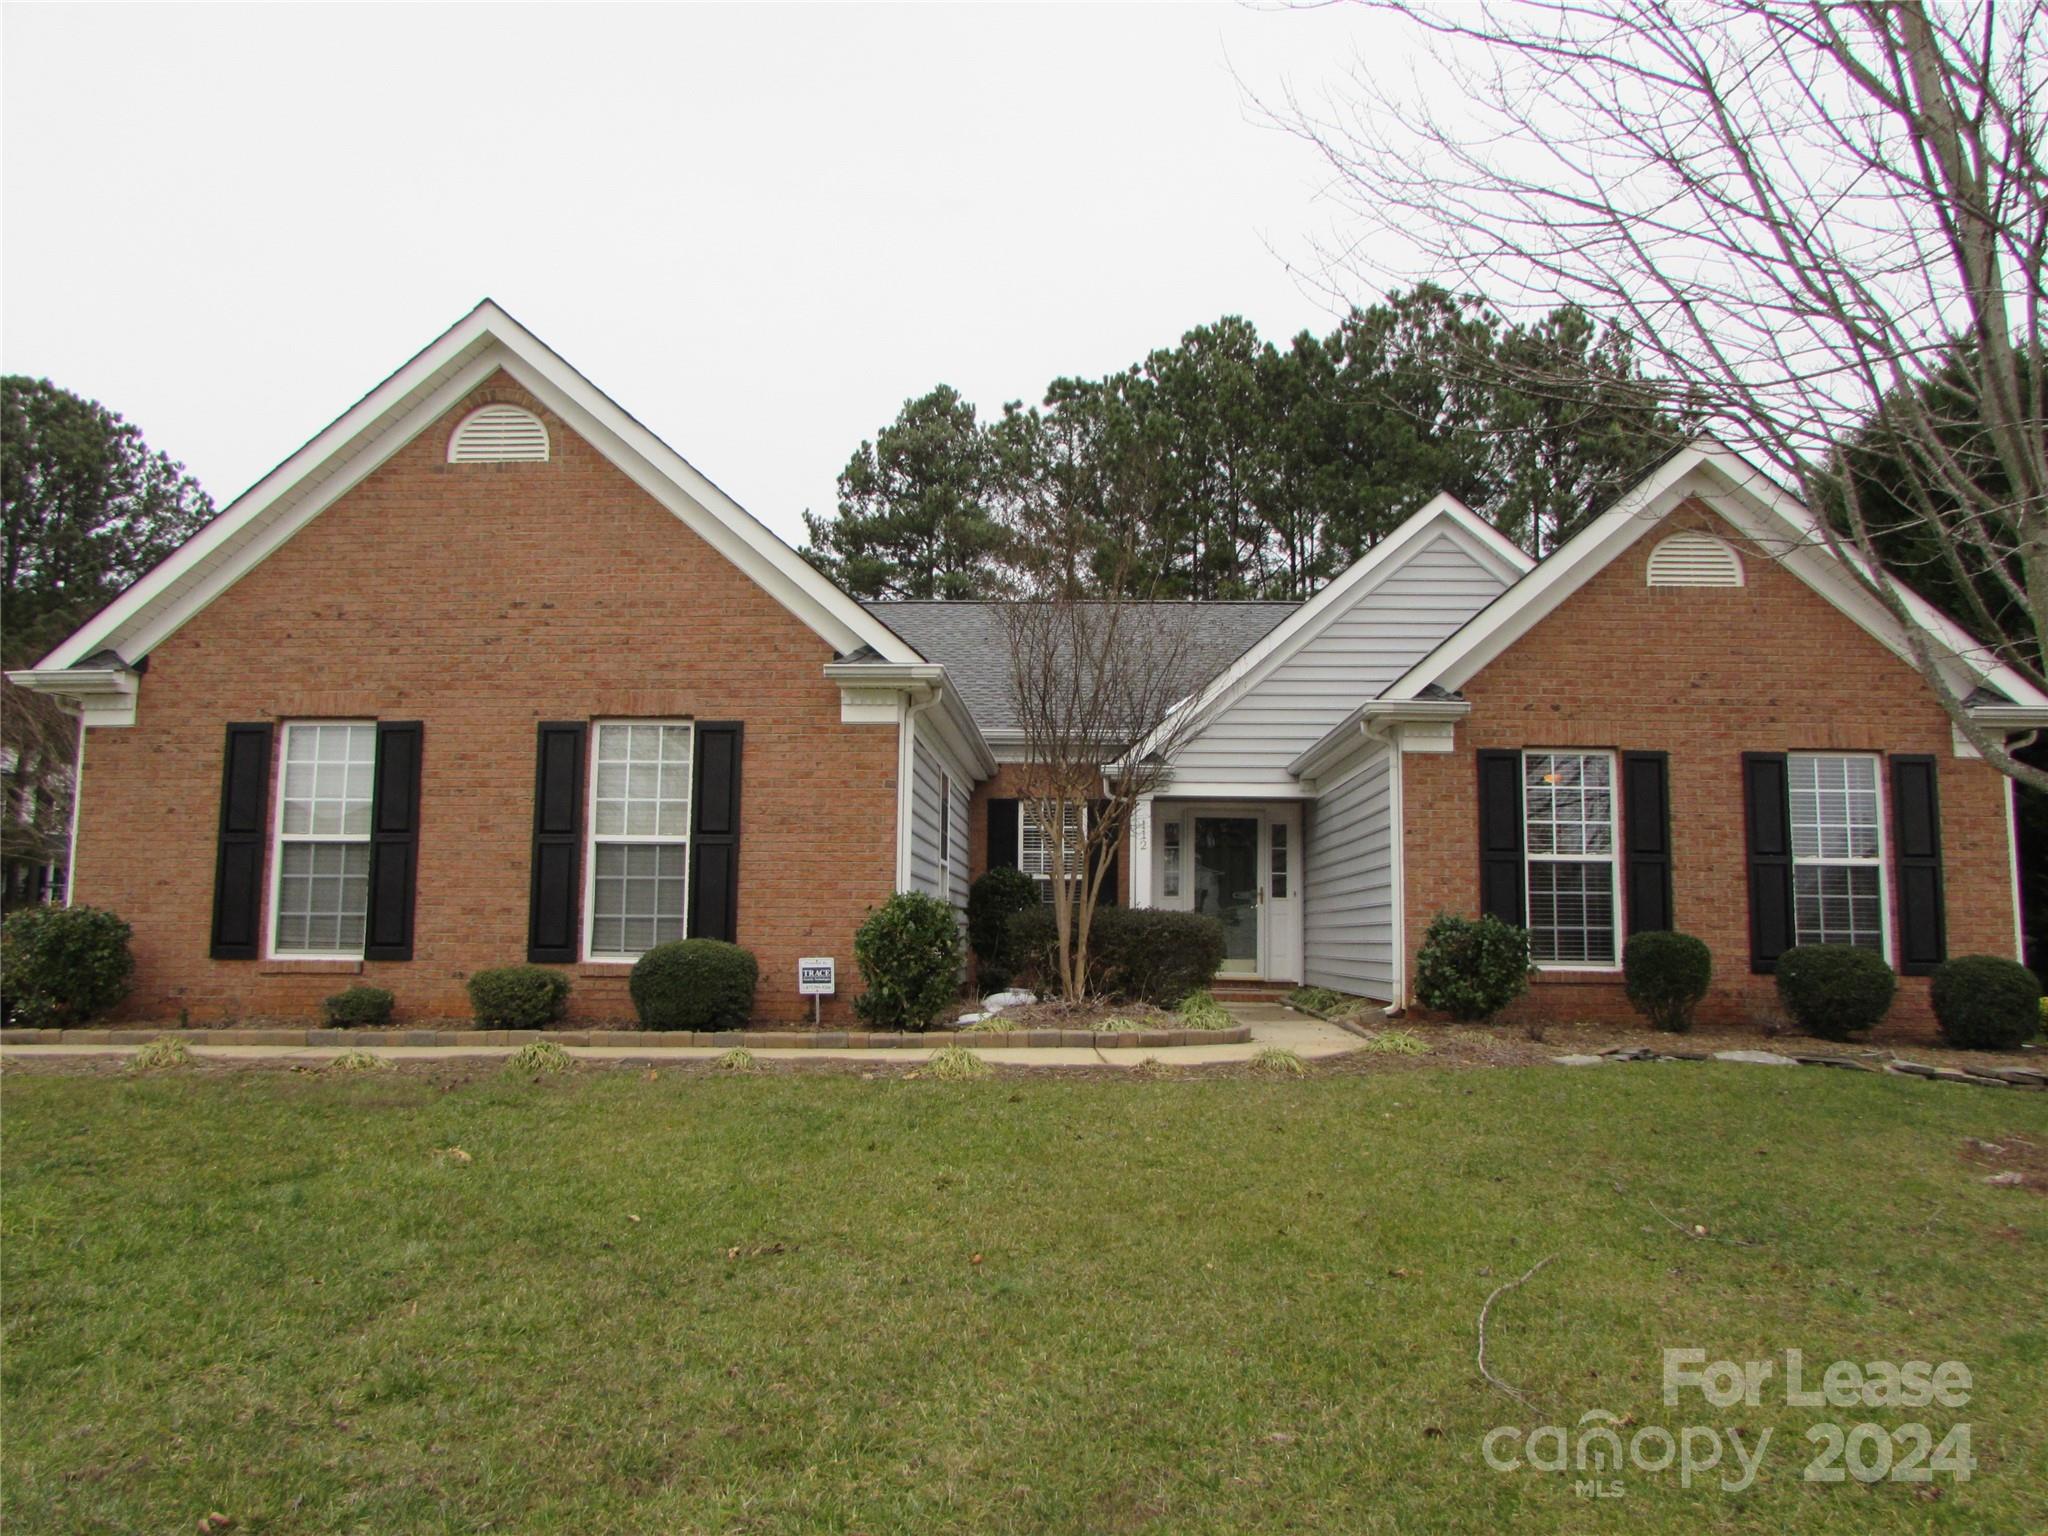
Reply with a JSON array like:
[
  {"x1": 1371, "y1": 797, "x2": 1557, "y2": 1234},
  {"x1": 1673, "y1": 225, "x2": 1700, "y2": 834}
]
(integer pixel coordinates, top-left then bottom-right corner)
[
  {"x1": 1401, "y1": 499, "x2": 2020, "y2": 1037},
  {"x1": 75, "y1": 373, "x2": 899, "y2": 1023},
  {"x1": 965, "y1": 765, "x2": 1133, "y2": 904}
]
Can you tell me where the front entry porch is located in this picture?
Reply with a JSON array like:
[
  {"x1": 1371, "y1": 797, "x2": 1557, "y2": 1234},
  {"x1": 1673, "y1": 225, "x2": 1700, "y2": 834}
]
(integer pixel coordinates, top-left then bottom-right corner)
[{"x1": 1131, "y1": 798, "x2": 1303, "y2": 984}]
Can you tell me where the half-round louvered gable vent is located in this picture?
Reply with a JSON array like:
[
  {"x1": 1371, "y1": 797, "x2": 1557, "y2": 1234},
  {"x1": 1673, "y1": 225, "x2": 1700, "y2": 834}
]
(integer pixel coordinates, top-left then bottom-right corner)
[
  {"x1": 1646, "y1": 531, "x2": 1743, "y2": 587},
  {"x1": 447, "y1": 404, "x2": 550, "y2": 463}
]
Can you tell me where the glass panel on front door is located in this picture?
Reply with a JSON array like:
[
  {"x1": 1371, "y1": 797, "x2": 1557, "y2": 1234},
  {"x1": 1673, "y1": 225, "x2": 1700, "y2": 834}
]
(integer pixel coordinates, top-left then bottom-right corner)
[{"x1": 1194, "y1": 816, "x2": 1261, "y2": 974}]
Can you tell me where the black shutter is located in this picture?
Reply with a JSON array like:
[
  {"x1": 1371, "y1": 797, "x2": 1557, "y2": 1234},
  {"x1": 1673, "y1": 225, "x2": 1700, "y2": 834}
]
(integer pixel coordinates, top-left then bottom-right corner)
[
  {"x1": 1477, "y1": 750, "x2": 1524, "y2": 925},
  {"x1": 1622, "y1": 751, "x2": 1673, "y2": 935},
  {"x1": 688, "y1": 721, "x2": 743, "y2": 943},
  {"x1": 210, "y1": 722, "x2": 274, "y2": 959},
  {"x1": 1891, "y1": 754, "x2": 1946, "y2": 975},
  {"x1": 526, "y1": 721, "x2": 585, "y2": 963},
  {"x1": 363, "y1": 722, "x2": 424, "y2": 962},
  {"x1": 987, "y1": 799, "x2": 1019, "y2": 869},
  {"x1": 1743, "y1": 752, "x2": 1794, "y2": 973}
]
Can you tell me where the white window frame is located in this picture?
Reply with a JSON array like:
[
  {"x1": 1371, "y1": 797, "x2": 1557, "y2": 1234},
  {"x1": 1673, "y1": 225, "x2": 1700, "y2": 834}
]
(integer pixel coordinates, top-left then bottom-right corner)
[
  {"x1": 1521, "y1": 748, "x2": 1623, "y2": 972},
  {"x1": 581, "y1": 719, "x2": 694, "y2": 963},
  {"x1": 266, "y1": 719, "x2": 376, "y2": 962},
  {"x1": 1161, "y1": 817, "x2": 1183, "y2": 899},
  {"x1": 1788, "y1": 751, "x2": 1892, "y2": 961},
  {"x1": 1019, "y1": 801, "x2": 1086, "y2": 902}
]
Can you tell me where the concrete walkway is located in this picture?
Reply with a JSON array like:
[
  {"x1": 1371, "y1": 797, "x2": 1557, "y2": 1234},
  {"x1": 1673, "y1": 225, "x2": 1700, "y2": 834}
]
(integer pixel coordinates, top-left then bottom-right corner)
[{"x1": 0, "y1": 1002, "x2": 1360, "y2": 1070}]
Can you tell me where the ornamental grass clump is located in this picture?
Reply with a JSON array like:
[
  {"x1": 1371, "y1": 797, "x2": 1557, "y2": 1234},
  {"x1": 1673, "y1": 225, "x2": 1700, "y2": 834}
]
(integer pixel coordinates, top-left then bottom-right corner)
[
  {"x1": 1176, "y1": 991, "x2": 1233, "y2": 1030},
  {"x1": 505, "y1": 1039, "x2": 572, "y2": 1076},
  {"x1": 328, "y1": 1048, "x2": 392, "y2": 1072},
  {"x1": 926, "y1": 1045, "x2": 991, "y2": 1081},
  {"x1": 714, "y1": 1047, "x2": 757, "y2": 1072},
  {"x1": 1249, "y1": 1046, "x2": 1308, "y2": 1076},
  {"x1": 127, "y1": 1037, "x2": 193, "y2": 1072}
]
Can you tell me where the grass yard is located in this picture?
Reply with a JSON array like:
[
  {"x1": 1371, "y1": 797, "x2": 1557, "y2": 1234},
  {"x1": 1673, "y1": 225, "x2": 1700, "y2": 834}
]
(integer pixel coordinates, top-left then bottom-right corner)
[{"x1": 3, "y1": 1059, "x2": 2045, "y2": 1533}]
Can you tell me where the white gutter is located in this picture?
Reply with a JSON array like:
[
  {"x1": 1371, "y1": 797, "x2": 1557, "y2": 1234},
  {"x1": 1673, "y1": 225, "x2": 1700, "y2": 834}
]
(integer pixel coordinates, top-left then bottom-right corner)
[
  {"x1": 64, "y1": 714, "x2": 85, "y2": 907},
  {"x1": 6, "y1": 666, "x2": 140, "y2": 728},
  {"x1": 1288, "y1": 697, "x2": 1472, "y2": 782}
]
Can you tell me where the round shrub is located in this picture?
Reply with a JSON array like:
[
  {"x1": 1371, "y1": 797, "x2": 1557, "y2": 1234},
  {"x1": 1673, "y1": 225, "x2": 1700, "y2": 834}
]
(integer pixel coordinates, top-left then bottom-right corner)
[
  {"x1": 323, "y1": 984, "x2": 395, "y2": 1027},
  {"x1": 1929, "y1": 955, "x2": 2042, "y2": 1051},
  {"x1": 629, "y1": 939, "x2": 758, "y2": 1030},
  {"x1": 967, "y1": 866, "x2": 1040, "y2": 992},
  {"x1": 1411, "y1": 912, "x2": 1531, "y2": 1022},
  {"x1": 1774, "y1": 944, "x2": 1896, "y2": 1040},
  {"x1": 466, "y1": 965, "x2": 571, "y2": 1030},
  {"x1": 853, "y1": 892, "x2": 962, "y2": 1031},
  {"x1": 1623, "y1": 931, "x2": 1713, "y2": 1033},
  {"x1": 0, "y1": 904, "x2": 134, "y2": 1027}
]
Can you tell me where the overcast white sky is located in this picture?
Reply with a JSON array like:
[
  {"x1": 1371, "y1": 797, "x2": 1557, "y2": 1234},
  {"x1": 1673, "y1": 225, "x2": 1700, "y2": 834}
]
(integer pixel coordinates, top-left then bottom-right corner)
[{"x1": 1, "y1": 2, "x2": 1406, "y2": 546}]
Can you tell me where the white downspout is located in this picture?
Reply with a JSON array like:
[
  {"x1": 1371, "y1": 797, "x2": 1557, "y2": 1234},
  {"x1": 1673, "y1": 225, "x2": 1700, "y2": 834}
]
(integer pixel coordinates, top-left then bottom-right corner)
[{"x1": 1386, "y1": 723, "x2": 1407, "y2": 1011}]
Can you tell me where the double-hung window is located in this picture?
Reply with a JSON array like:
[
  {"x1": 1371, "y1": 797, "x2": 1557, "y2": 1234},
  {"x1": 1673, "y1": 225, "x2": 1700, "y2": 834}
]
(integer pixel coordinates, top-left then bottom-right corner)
[
  {"x1": 1788, "y1": 753, "x2": 1886, "y2": 952},
  {"x1": 272, "y1": 722, "x2": 376, "y2": 956},
  {"x1": 585, "y1": 721, "x2": 693, "y2": 959},
  {"x1": 1019, "y1": 802, "x2": 1084, "y2": 902},
  {"x1": 1522, "y1": 750, "x2": 1618, "y2": 966}
]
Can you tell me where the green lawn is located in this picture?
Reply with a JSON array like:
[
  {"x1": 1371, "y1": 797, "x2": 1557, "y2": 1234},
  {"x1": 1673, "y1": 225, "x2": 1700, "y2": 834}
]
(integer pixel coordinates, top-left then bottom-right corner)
[{"x1": 3, "y1": 1060, "x2": 2045, "y2": 1534}]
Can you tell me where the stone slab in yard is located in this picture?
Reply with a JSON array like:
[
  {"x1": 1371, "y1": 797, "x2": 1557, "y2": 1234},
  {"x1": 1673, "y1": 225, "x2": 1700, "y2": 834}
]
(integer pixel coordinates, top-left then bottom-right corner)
[
  {"x1": 1712, "y1": 1050, "x2": 1799, "y2": 1066},
  {"x1": 1552, "y1": 1054, "x2": 1608, "y2": 1066}
]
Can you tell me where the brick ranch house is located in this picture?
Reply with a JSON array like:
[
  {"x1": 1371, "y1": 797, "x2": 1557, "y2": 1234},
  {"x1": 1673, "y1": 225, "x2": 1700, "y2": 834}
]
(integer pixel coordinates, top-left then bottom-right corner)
[{"x1": 14, "y1": 303, "x2": 2046, "y2": 1027}]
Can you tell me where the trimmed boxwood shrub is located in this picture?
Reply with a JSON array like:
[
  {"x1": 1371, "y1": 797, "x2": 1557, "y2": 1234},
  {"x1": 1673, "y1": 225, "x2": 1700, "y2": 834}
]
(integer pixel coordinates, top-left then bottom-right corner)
[
  {"x1": 1093, "y1": 908, "x2": 1226, "y2": 1005},
  {"x1": 467, "y1": 965, "x2": 571, "y2": 1030},
  {"x1": 1929, "y1": 955, "x2": 2042, "y2": 1051},
  {"x1": 1003, "y1": 905, "x2": 1226, "y2": 1006},
  {"x1": 1623, "y1": 931, "x2": 1713, "y2": 1033},
  {"x1": 1412, "y1": 912, "x2": 1530, "y2": 1022},
  {"x1": 967, "y1": 866, "x2": 1039, "y2": 993},
  {"x1": 629, "y1": 939, "x2": 758, "y2": 1030},
  {"x1": 323, "y1": 984, "x2": 395, "y2": 1027},
  {"x1": 0, "y1": 904, "x2": 134, "y2": 1027},
  {"x1": 1774, "y1": 944, "x2": 1896, "y2": 1040},
  {"x1": 854, "y1": 892, "x2": 962, "y2": 1031}
]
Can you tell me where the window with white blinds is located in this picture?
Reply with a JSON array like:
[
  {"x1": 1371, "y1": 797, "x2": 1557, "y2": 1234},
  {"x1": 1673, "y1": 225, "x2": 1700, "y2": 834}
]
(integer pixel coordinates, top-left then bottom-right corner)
[{"x1": 585, "y1": 722, "x2": 693, "y2": 958}]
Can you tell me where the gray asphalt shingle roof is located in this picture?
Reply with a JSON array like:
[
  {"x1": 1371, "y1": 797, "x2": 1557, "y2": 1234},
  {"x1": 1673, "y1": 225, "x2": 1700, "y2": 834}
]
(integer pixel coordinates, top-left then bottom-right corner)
[{"x1": 861, "y1": 599, "x2": 1300, "y2": 733}]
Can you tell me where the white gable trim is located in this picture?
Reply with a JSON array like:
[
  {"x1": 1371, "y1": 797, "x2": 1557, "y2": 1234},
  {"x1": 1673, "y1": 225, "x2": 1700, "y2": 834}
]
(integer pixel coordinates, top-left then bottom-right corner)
[
  {"x1": 35, "y1": 301, "x2": 921, "y2": 670},
  {"x1": 1126, "y1": 494, "x2": 1532, "y2": 765},
  {"x1": 1380, "y1": 442, "x2": 2048, "y2": 709}
]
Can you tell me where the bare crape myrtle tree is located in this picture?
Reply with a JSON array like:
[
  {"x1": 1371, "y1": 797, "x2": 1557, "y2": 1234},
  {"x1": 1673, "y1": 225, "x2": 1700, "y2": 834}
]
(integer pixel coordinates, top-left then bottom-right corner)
[{"x1": 1282, "y1": 0, "x2": 2046, "y2": 788}]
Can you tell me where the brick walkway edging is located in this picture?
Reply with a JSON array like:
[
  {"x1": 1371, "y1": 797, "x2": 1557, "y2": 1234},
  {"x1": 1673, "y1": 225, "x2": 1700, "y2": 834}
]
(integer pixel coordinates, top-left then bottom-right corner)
[{"x1": 0, "y1": 1024, "x2": 1252, "y2": 1051}]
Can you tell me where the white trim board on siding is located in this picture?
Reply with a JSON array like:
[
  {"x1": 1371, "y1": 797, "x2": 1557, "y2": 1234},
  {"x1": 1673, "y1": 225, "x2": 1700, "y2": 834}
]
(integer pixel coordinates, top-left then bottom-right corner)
[
  {"x1": 34, "y1": 301, "x2": 922, "y2": 673},
  {"x1": 1381, "y1": 440, "x2": 2048, "y2": 710}
]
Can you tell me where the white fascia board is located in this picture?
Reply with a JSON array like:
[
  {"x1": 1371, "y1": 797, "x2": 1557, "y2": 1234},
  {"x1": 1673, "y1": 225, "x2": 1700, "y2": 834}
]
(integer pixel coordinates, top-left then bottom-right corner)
[
  {"x1": 1123, "y1": 495, "x2": 1532, "y2": 767},
  {"x1": 38, "y1": 300, "x2": 921, "y2": 671},
  {"x1": 1382, "y1": 443, "x2": 2048, "y2": 710},
  {"x1": 40, "y1": 316, "x2": 504, "y2": 669}
]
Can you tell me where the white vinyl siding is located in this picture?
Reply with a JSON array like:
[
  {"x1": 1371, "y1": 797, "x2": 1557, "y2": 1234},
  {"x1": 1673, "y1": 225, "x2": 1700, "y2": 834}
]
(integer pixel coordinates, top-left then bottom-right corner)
[
  {"x1": 1301, "y1": 744, "x2": 1394, "y2": 999},
  {"x1": 1789, "y1": 753, "x2": 1888, "y2": 953},
  {"x1": 271, "y1": 721, "x2": 375, "y2": 957},
  {"x1": 1173, "y1": 532, "x2": 1513, "y2": 788},
  {"x1": 1523, "y1": 751, "x2": 1619, "y2": 967},
  {"x1": 584, "y1": 721, "x2": 692, "y2": 959},
  {"x1": 907, "y1": 723, "x2": 970, "y2": 921}
]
